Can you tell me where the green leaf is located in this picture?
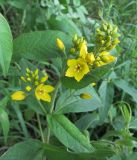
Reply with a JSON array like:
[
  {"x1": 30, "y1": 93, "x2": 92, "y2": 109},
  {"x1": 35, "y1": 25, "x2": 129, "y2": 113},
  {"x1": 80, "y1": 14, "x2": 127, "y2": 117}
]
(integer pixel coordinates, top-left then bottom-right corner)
[
  {"x1": 0, "y1": 107, "x2": 9, "y2": 143},
  {"x1": 47, "y1": 114, "x2": 94, "y2": 153},
  {"x1": 112, "y1": 79, "x2": 137, "y2": 103},
  {"x1": 62, "y1": 63, "x2": 114, "y2": 89},
  {"x1": 48, "y1": 18, "x2": 81, "y2": 36},
  {"x1": 13, "y1": 30, "x2": 72, "y2": 61},
  {"x1": 75, "y1": 113, "x2": 99, "y2": 131},
  {"x1": 0, "y1": 139, "x2": 43, "y2": 160},
  {"x1": 0, "y1": 14, "x2": 13, "y2": 76},
  {"x1": 98, "y1": 81, "x2": 114, "y2": 122},
  {"x1": 55, "y1": 86, "x2": 102, "y2": 114},
  {"x1": 0, "y1": 140, "x2": 115, "y2": 160}
]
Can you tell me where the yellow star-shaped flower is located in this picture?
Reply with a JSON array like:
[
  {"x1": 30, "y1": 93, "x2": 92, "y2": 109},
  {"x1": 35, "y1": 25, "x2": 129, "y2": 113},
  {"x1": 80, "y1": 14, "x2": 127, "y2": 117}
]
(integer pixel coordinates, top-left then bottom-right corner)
[
  {"x1": 79, "y1": 42, "x2": 95, "y2": 65},
  {"x1": 65, "y1": 58, "x2": 90, "y2": 82},
  {"x1": 35, "y1": 84, "x2": 54, "y2": 102}
]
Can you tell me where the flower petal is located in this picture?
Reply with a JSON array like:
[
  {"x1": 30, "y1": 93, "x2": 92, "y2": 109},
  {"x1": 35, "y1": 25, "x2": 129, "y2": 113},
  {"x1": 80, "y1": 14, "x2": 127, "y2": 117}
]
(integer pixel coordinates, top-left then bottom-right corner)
[
  {"x1": 44, "y1": 85, "x2": 54, "y2": 93},
  {"x1": 67, "y1": 59, "x2": 76, "y2": 67},
  {"x1": 74, "y1": 72, "x2": 85, "y2": 82},
  {"x1": 41, "y1": 93, "x2": 51, "y2": 102},
  {"x1": 11, "y1": 91, "x2": 26, "y2": 101},
  {"x1": 65, "y1": 67, "x2": 75, "y2": 77}
]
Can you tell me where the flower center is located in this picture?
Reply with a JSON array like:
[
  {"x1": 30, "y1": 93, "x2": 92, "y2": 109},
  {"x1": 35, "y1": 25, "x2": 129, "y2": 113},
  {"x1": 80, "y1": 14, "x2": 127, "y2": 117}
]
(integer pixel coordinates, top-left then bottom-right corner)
[
  {"x1": 74, "y1": 64, "x2": 82, "y2": 73},
  {"x1": 38, "y1": 89, "x2": 44, "y2": 95}
]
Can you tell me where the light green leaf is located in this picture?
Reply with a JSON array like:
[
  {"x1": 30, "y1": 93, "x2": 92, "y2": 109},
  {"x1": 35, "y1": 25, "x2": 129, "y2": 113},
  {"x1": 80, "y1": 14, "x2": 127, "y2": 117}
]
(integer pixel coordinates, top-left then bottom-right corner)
[
  {"x1": 0, "y1": 139, "x2": 43, "y2": 160},
  {"x1": 98, "y1": 81, "x2": 114, "y2": 122},
  {"x1": 47, "y1": 114, "x2": 94, "y2": 153},
  {"x1": 0, "y1": 14, "x2": 13, "y2": 76},
  {"x1": 13, "y1": 30, "x2": 72, "y2": 61},
  {"x1": 0, "y1": 139, "x2": 114, "y2": 160},
  {"x1": 0, "y1": 107, "x2": 9, "y2": 143},
  {"x1": 55, "y1": 86, "x2": 102, "y2": 114}
]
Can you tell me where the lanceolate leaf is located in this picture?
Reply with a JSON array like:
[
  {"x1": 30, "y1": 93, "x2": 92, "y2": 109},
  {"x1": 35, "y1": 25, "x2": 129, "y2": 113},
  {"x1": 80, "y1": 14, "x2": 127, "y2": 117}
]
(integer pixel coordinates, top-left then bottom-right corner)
[
  {"x1": 0, "y1": 139, "x2": 115, "y2": 160},
  {"x1": 48, "y1": 18, "x2": 81, "y2": 36},
  {"x1": 62, "y1": 63, "x2": 114, "y2": 89},
  {"x1": 47, "y1": 114, "x2": 94, "y2": 153},
  {"x1": 0, "y1": 107, "x2": 9, "y2": 143},
  {"x1": 0, "y1": 14, "x2": 13, "y2": 76},
  {"x1": 13, "y1": 30, "x2": 72, "y2": 61}
]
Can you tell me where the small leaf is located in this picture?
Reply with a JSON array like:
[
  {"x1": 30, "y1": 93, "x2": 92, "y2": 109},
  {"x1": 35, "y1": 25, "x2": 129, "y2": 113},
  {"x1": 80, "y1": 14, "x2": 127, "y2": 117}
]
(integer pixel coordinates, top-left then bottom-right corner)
[
  {"x1": 0, "y1": 14, "x2": 13, "y2": 76},
  {"x1": 0, "y1": 107, "x2": 9, "y2": 143},
  {"x1": 47, "y1": 114, "x2": 94, "y2": 153}
]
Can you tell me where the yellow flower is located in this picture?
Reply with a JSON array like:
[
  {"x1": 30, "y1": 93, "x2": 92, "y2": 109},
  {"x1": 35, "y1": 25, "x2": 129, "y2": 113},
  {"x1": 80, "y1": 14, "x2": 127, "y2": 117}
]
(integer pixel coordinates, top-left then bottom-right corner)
[
  {"x1": 40, "y1": 75, "x2": 48, "y2": 83},
  {"x1": 79, "y1": 42, "x2": 95, "y2": 65},
  {"x1": 80, "y1": 93, "x2": 92, "y2": 99},
  {"x1": 56, "y1": 38, "x2": 65, "y2": 51},
  {"x1": 65, "y1": 58, "x2": 90, "y2": 82},
  {"x1": 25, "y1": 86, "x2": 32, "y2": 92},
  {"x1": 99, "y1": 51, "x2": 116, "y2": 63},
  {"x1": 11, "y1": 91, "x2": 26, "y2": 101},
  {"x1": 85, "y1": 53, "x2": 95, "y2": 65},
  {"x1": 35, "y1": 84, "x2": 54, "y2": 102}
]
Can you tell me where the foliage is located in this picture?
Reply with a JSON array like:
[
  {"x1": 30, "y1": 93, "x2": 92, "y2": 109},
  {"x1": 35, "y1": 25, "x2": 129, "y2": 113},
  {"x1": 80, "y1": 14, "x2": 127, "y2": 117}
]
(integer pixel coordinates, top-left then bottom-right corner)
[{"x1": 0, "y1": 0, "x2": 137, "y2": 160}]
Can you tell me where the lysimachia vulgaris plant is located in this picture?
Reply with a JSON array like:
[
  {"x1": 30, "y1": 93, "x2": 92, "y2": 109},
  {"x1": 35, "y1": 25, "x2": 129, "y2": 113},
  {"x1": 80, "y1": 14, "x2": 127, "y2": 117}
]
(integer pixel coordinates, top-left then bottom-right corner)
[{"x1": 8, "y1": 20, "x2": 120, "y2": 159}]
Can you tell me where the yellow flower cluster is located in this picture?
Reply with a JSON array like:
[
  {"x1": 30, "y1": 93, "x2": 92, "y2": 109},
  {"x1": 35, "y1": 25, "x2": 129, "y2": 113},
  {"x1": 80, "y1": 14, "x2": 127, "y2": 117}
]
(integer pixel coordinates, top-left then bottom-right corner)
[
  {"x1": 95, "y1": 21, "x2": 120, "y2": 52},
  {"x1": 11, "y1": 68, "x2": 54, "y2": 102},
  {"x1": 65, "y1": 38, "x2": 116, "y2": 82}
]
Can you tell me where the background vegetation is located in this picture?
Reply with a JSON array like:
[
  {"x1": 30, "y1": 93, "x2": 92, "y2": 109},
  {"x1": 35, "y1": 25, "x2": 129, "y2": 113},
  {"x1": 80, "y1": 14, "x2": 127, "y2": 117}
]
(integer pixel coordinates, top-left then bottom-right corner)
[{"x1": 0, "y1": 0, "x2": 137, "y2": 159}]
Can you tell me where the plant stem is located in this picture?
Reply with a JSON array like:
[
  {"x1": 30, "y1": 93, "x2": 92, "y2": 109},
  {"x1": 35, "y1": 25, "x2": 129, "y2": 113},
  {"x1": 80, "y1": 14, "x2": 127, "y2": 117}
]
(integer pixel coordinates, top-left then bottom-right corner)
[
  {"x1": 37, "y1": 100, "x2": 47, "y2": 115},
  {"x1": 36, "y1": 113, "x2": 45, "y2": 143},
  {"x1": 46, "y1": 81, "x2": 61, "y2": 143}
]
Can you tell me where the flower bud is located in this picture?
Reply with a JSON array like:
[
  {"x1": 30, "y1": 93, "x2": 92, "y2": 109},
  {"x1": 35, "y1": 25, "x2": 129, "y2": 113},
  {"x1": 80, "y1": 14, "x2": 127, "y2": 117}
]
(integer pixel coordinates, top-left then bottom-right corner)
[
  {"x1": 56, "y1": 38, "x2": 65, "y2": 51},
  {"x1": 80, "y1": 93, "x2": 92, "y2": 99}
]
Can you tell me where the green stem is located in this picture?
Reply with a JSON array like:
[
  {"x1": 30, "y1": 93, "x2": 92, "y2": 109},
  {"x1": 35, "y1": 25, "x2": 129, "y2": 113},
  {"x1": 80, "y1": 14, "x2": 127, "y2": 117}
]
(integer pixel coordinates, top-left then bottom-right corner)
[
  {"x1": 37, "y1": 100, "x2": 47, "y2": 115},
  {"x1": 46, "y1": 81, "x2": 61, "y2": 143},
  {"x1": 36, "y1": 113, "x2": 45, "y2": 143}
]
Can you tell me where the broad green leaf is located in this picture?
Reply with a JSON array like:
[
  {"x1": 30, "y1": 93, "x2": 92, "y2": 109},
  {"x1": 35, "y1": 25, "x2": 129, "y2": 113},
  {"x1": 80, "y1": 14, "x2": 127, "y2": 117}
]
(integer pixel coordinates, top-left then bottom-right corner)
[
  {"x1": 0, "y1": 139, "x2": 43, "y2": 160},
  {"x1": 48, "y1": 18, "x2": 81, "y2": 36},
  {"x1": 0, "y1": 14, "x2": 13, "y2": 76},
  {"x1": 98, "y1": 81, "x2": 114, "y2": 122},
  {"x1": 62, "y1": 63, "x2": 114, "y2": 89},
  {"x1": 55, "y1": 86, "x2": 102, "y2": 114},
  {"x1": 13, "y1": 30, "x2": 72, "y2": 61},
  {"x1": 112, "y1": 79, "x2": 137, "y2": 103},
  {"x1": 0, "y1": 139, "x2": 114, "y2": 160},
  {"x1": 75, "y1": 112, "x2": 99, "y2": 131},
  {"x1": 0, "y1": 107, "x2": 9, "y2": 143},
  {"x1": 47, "y1": 114, "x2": 94, "y2": 153}
]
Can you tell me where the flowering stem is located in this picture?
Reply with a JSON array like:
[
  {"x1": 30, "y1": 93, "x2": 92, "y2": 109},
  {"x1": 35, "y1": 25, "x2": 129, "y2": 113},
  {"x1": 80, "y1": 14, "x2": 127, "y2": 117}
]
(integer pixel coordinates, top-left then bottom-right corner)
[
  {"x1": 46, "y1": 81, "x2": 61, "y2": 143},
  {"x1": 37, "y1": 100, "x2": 47, "y2": 115},
  {"x1": 36, "y1": 113, "x2": 45, "y2": 143}
]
